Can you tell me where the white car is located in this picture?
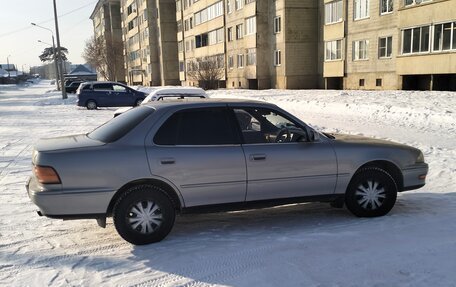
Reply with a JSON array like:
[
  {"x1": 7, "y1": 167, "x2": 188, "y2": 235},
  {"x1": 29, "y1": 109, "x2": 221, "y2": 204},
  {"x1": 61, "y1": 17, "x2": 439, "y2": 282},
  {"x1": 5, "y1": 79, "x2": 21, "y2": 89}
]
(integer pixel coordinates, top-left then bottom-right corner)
[{"x1": 113, "y1": 87, "x2": 207, "y2": 117}]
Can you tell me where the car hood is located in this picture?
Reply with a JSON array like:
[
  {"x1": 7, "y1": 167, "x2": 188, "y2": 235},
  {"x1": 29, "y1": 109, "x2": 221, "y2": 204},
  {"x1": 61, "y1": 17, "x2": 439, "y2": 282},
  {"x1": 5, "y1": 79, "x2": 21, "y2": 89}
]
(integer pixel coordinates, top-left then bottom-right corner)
[
  {"x1": 35, "y1": 134, "x2": 105, "y2": 152},
  {"x1": 329, "y1": 133, "x2": 411, "y2": 149}
]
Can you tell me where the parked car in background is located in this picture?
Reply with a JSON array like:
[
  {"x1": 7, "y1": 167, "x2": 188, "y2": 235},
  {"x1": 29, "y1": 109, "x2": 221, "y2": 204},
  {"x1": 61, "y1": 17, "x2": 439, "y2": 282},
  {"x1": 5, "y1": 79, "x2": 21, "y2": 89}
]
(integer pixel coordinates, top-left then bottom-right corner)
[
  {"x1": 65, "y1": 81, "x2": 83, "y2": 93},
  {"x1": 27, "y1": 99, "x2": 428, "y2": 245},
  {"x1": 76, "y1": 81, "x2": 147, "y2": 110},
  {"x1": 113, "y1": 86, "x2": 208, "y2": 117}
]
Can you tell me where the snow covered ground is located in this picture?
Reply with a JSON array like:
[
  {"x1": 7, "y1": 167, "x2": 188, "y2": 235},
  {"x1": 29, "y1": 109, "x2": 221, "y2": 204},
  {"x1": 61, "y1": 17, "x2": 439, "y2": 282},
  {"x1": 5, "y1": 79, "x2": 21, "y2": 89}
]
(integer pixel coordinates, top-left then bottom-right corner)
[{"x1": 0, "y1": 81, "x2": 455, "y2": 286}]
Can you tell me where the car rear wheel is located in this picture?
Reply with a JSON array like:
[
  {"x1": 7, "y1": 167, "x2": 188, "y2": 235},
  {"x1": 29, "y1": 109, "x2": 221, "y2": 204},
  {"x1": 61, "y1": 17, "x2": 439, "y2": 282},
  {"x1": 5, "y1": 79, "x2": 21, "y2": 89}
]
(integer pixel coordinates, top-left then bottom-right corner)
[
  {"x1": 86, "y1": 100, "x2": 97, "y2": 110},
  {"x1": 113, "y1": 185, "x2": 175, "y2": 245},
  {"x1": 345, "y1": 167, "x2": 397, "y2": 217}
]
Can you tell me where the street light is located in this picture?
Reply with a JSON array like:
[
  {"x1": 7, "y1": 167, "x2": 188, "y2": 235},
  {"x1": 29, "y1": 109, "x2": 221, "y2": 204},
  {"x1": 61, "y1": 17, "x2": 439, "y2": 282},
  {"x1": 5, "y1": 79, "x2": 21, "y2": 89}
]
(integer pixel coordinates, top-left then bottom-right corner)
[{"x1": 31, "y1": 22, "x2": 60, "y2": 91}]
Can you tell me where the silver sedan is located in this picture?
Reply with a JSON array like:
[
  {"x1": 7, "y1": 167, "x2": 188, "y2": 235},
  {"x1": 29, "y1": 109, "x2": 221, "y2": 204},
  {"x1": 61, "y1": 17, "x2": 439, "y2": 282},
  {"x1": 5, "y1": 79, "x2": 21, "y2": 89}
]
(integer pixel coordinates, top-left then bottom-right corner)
[{"x1": 27, "y1": 99, "x2": 428, "y2": 245}]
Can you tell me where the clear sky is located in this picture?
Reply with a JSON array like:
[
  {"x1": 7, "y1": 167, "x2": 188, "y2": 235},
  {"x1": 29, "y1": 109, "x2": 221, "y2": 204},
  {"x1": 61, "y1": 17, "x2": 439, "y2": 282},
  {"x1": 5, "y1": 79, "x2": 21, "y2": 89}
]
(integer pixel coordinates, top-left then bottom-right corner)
[{"x1": 0, "y1": 0, "x2": 97, "y2": 72}]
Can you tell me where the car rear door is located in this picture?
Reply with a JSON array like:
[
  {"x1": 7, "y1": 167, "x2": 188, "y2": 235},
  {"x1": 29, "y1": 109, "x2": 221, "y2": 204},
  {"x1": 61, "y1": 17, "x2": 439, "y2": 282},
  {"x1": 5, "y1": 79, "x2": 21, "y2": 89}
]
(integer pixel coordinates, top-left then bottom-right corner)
[
  {"x1": 231, "y1": 106, "x2": 338, "y2": 201},
  {"x1": 145, "y1": 106, "x2": 247, "y2": 207}
]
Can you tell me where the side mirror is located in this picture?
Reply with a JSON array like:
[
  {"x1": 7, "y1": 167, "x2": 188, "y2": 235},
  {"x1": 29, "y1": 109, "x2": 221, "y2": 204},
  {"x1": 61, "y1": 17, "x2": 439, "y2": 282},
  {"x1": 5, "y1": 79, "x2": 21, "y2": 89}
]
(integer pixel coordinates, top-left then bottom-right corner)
[{"x1": 310, "y1": 130, "x2": 320, "y2": 142}]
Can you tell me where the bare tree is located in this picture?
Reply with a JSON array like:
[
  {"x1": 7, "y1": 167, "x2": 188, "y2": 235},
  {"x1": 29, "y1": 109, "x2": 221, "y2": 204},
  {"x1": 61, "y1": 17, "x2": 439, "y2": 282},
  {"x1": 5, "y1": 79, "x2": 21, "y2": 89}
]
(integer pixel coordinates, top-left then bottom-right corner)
[
  {"x1": 187, "y1": 55, "x2": 225, "y2": 90},
  {"x1": 82, "y1": 35, "x2": 124, "y2": 81}
]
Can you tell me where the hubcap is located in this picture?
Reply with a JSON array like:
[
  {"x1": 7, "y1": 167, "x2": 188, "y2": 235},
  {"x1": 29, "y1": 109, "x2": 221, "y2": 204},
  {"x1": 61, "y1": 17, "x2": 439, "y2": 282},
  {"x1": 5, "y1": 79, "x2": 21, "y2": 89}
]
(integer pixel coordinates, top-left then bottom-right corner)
[
  {"x1": 355, "y1": 180, "x2": 386, "y2": 210},
  {"x1": 128, "y1": 201, "x2": 163, "y2": 234}
]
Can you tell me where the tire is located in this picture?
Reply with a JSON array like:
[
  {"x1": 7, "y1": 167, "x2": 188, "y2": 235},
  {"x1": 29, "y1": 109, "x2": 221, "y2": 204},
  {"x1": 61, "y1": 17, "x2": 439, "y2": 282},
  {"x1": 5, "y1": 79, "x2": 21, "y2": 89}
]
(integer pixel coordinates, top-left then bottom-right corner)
[
  {"x1": 113, "y1": 185, "x2": 175, "y2": 245},
  {"x1": 345, "y1": 167, "x2": 397, "y2": 217},
  {"x1": 134, "y1": 99, "x2": 143, "y2": 107},
  {"x1": 86, "y1": 100, "x2": 97, "y2": 110}
]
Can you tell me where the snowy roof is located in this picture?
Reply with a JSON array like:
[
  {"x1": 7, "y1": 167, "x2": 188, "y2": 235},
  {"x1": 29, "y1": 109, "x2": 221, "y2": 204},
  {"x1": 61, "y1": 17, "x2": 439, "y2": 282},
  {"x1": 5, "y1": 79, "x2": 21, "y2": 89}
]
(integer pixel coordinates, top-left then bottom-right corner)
[{"x1": 68, "y1": 64, "x2": 97, "y2": 76}]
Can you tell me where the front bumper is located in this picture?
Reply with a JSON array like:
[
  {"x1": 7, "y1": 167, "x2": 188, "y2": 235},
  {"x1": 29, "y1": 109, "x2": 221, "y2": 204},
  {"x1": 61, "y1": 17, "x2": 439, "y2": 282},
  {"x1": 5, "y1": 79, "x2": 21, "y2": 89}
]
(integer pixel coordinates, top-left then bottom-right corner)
[
  {"x1": 401, "y1": 163, "x2": 429, "y2": 191},
  {"x1": 26, "y1": 176, "x2": 113, "y2": 217}
]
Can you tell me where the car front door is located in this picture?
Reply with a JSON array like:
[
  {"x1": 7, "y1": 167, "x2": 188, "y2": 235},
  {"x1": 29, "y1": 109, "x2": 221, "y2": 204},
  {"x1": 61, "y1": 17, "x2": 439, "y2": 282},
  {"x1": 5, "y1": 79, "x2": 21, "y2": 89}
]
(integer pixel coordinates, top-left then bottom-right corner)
[
  {"x1": 146, "y1": 107, "x2": 247, "y2": 207},
  {"x1": 231, "y1": 107, "x2": 338, "y2": 201},
  {"x1": 112, "y1": 84, "x2": 133, "y2": 106}
]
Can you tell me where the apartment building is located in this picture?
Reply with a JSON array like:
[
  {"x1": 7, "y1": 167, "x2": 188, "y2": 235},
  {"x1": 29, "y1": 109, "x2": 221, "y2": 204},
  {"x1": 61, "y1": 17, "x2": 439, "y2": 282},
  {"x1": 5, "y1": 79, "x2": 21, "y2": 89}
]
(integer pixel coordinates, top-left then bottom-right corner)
[
  {"x1": 90, "y1": 0, "x2": 126, "y2": 82},
  {"x1": 121, "y1": 0, "x2": 180, "y2": 86},
  {"x1": 176, "y1": 0, "x2": 322, "y2": 89},
  {"x1": 323, "y1": 0, "x2": 456, "y2": 90}
]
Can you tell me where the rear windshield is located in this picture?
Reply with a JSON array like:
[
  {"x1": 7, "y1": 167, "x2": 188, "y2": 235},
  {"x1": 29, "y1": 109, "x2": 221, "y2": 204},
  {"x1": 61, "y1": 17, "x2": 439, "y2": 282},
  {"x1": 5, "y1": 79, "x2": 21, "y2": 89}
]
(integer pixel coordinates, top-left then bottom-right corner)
[{"x1": 88, "y1": 106, "x2": 154, "y2": 143}]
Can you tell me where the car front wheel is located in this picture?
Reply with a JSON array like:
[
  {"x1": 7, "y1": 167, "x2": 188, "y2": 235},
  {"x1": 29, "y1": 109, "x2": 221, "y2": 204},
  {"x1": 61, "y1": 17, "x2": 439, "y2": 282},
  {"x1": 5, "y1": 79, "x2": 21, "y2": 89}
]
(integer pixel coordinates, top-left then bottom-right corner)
[
  {"x1": 345, "y1": 167, "x2": 397, "y2": 217},
  {"x1": 113, "y1": 185, "x2": 175, "y2": 245}
]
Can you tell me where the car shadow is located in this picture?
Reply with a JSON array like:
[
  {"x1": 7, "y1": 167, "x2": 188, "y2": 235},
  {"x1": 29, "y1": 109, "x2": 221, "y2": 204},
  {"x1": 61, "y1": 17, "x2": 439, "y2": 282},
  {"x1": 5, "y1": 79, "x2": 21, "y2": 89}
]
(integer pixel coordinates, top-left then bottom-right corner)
[{"x1": 125, "y1": 191, "x2": 456, "y2": 286}]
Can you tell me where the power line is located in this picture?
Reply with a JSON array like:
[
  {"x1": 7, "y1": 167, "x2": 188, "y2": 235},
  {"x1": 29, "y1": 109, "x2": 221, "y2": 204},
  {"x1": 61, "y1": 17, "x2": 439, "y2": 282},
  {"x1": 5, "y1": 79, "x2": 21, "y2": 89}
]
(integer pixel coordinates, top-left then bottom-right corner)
[{"x1": 0, "y1": 0, "x2": 97, "y2": 39}]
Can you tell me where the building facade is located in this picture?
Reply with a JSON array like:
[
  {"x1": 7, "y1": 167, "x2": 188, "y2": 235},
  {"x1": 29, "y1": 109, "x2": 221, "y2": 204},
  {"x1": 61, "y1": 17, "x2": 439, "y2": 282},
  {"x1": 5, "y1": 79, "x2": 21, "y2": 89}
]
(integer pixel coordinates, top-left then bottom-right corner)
[
  {"x1": 176, "y1": 0, "x2": 322, "y2": 89},
  {"x1": 90, "y1": 0, "x2": 126, "y2": 82},
  {"x1": 121, "y1": 0, "x2": 180, "y2": 86},
  {"x1": 323, "y1": 0, "x2": 456, "y2": 90}
]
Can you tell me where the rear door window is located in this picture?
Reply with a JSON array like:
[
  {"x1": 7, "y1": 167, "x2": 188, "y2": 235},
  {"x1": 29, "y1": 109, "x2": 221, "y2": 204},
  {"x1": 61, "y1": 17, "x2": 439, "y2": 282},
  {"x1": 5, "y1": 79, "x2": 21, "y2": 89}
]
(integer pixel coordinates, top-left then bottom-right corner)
[
  {"x1": 154, "y1": 108, "x2": 239, "y2": 145},
  {"x1": 93, "y1": 83, "x2": 113, "y2": 91}
]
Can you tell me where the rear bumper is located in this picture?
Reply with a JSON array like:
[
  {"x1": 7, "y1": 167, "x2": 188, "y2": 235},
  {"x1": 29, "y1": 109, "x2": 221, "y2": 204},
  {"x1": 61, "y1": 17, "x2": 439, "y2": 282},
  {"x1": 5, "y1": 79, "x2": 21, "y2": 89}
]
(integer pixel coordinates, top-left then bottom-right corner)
[
  {"x1": 401, "y1": 163, "x2": 428, "y2": 191},
  {"x1": 26, "y1": 177, "x2": 113, "y2": 217}
]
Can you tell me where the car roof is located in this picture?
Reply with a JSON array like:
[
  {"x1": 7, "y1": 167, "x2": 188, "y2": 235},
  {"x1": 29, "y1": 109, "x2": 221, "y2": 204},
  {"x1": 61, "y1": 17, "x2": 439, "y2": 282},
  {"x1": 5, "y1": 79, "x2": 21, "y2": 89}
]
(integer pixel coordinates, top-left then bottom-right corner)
[
  {"x1": 143, "y1": 98, "x2": 271, "y2": 110},
  {"x1": 150, "y1": 87, "x2": 206, "y2": 96},
  {"x1": 80, "y1": 81, "x2": 126, "y2": 85}
]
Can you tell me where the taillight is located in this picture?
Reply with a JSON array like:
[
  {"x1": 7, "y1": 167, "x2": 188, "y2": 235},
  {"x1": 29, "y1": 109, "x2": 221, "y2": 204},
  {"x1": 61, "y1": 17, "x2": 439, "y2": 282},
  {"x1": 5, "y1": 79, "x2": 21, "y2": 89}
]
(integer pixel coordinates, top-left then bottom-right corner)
[{"x1": 34, "y1": 165, "x2": 61, "y2": 184}]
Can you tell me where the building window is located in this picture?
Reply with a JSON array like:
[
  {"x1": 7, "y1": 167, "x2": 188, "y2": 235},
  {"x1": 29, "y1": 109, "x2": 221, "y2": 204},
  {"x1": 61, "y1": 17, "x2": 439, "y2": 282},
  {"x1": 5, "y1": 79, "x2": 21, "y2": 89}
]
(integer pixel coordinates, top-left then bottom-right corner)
[
  {"x1": 353, "y1": 40, "x2": 369, "y2": 60},
  {"x1": 207, "y1": 28, "x2": 224, "y2": 45},
  {"x1": 195, "y1": 33, "x2": 208, "y2": 48},
  {"x1": 325, "y1": 0, "x2": 343, "y2": 24},
  {"x1": 376, "y1": 79, "x2": 382, "y2": 86},
  {"x1": 359, "y1": 79, "x2": 365, "y2": 86},
  {"x1": 228, "y1": 55, "x2": 234, "y2": 68},
  {"x1": 246, "y1": 48, "x2": 256, "y2": 65},
  {"x1": 274, "y1": 50, "x2": 282, "y2": 66},
  {"x1": 274, "y1": 16, "x2": 281, "y2": 33},
  {"x1": 236, "y1": 24, "x2": 244, "y2": 39},
  {"x1": 228, "y1": 27, "x2": 233, "y2": 41},
  {"x1": 378, "y1": 36, "x2": 392, "y2": 58},
  {"x1": 235, "y1": 0, "x2": 243, "y2": 10},
  {"x1": 433, "y1": 22, "x2": 456, "y2": 52},
  {"x1": 402, "y1": 26, "x2": 430, "y2": 54},
  {"x1": 325, "y1": 40, "x2": 342, "y2": 60},
  {"x1": 179, "y1": 61, "x2": 185, "y2": 72},
  {"x1": 245, "y1": 0, "x2": 255, "y2": 4},
  {"x1": 354, "y1": 0, "x2": 369, "y2": 20},
  {"x1": 177, "y1": 20, "x2": 182, "y2": 32},
  {"x1": 404, "y1": 0, "x2": 432, "y2": 6},
  {"x1": 245, "y1": 16, "x2": 256, "y2": 35},
  {"x1": 380, "y1": 0, "x2": 393, "y2": 14},
  {"x1": 178, "y1": 41, "x2": 183, "y2": 53},
  {"x1": 194, "y1": 1, "x2": 223, "y2": 26},
  {"x1": 237, "y1": 54, "x2": 244, "y2": 68},
  {"x1": 227, "y1": 0, "x2": 233, "y2": 13}
]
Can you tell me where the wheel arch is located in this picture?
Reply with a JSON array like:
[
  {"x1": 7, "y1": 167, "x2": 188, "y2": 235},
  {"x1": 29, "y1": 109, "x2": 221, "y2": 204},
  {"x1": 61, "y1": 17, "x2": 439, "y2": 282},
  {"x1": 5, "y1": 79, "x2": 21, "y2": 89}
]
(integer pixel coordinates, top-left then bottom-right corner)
[
  {"x1": 353, "y1": 160, "x2": 403, "y2": 191},
  {"x1": 107, "y1": 178, "x2": 183, "y2": 216}
]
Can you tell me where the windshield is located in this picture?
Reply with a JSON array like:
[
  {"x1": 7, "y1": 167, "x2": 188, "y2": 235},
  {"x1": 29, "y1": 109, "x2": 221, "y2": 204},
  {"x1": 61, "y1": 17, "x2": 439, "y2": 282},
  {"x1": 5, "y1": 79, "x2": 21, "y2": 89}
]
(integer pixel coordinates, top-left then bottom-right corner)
[{"x1": 88, "y1": 106, "x2": 154, "y2": 143}]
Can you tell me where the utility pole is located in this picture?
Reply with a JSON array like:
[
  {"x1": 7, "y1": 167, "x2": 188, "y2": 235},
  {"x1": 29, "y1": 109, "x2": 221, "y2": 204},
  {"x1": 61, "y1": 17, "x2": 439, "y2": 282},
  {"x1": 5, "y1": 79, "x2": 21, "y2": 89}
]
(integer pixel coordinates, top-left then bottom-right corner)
[
  {"x1": 6, "y1": 55, "x2": 11, "y2": 78},
  {"x1": 53, "y1": 0, "x2": 67, "y2": 99}
]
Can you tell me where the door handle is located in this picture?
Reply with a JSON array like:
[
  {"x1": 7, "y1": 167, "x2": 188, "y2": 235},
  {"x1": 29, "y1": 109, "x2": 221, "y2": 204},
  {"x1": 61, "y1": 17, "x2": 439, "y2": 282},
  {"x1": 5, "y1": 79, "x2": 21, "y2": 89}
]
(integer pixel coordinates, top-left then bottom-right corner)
[
  {"x1": 160, "y1": 158, "x2": 175, "y2": 165},
  {"x1": 250, "y1": 154, "x2": 266, "y2": 161}
]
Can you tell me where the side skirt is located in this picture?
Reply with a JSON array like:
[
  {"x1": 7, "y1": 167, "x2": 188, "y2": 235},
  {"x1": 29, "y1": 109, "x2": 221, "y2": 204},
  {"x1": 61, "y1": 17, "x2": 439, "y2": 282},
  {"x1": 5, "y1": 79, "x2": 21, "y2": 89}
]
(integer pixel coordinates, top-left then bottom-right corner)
[{"x1": 182, "y1": 194, "x2": 343, "y2": 214}]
